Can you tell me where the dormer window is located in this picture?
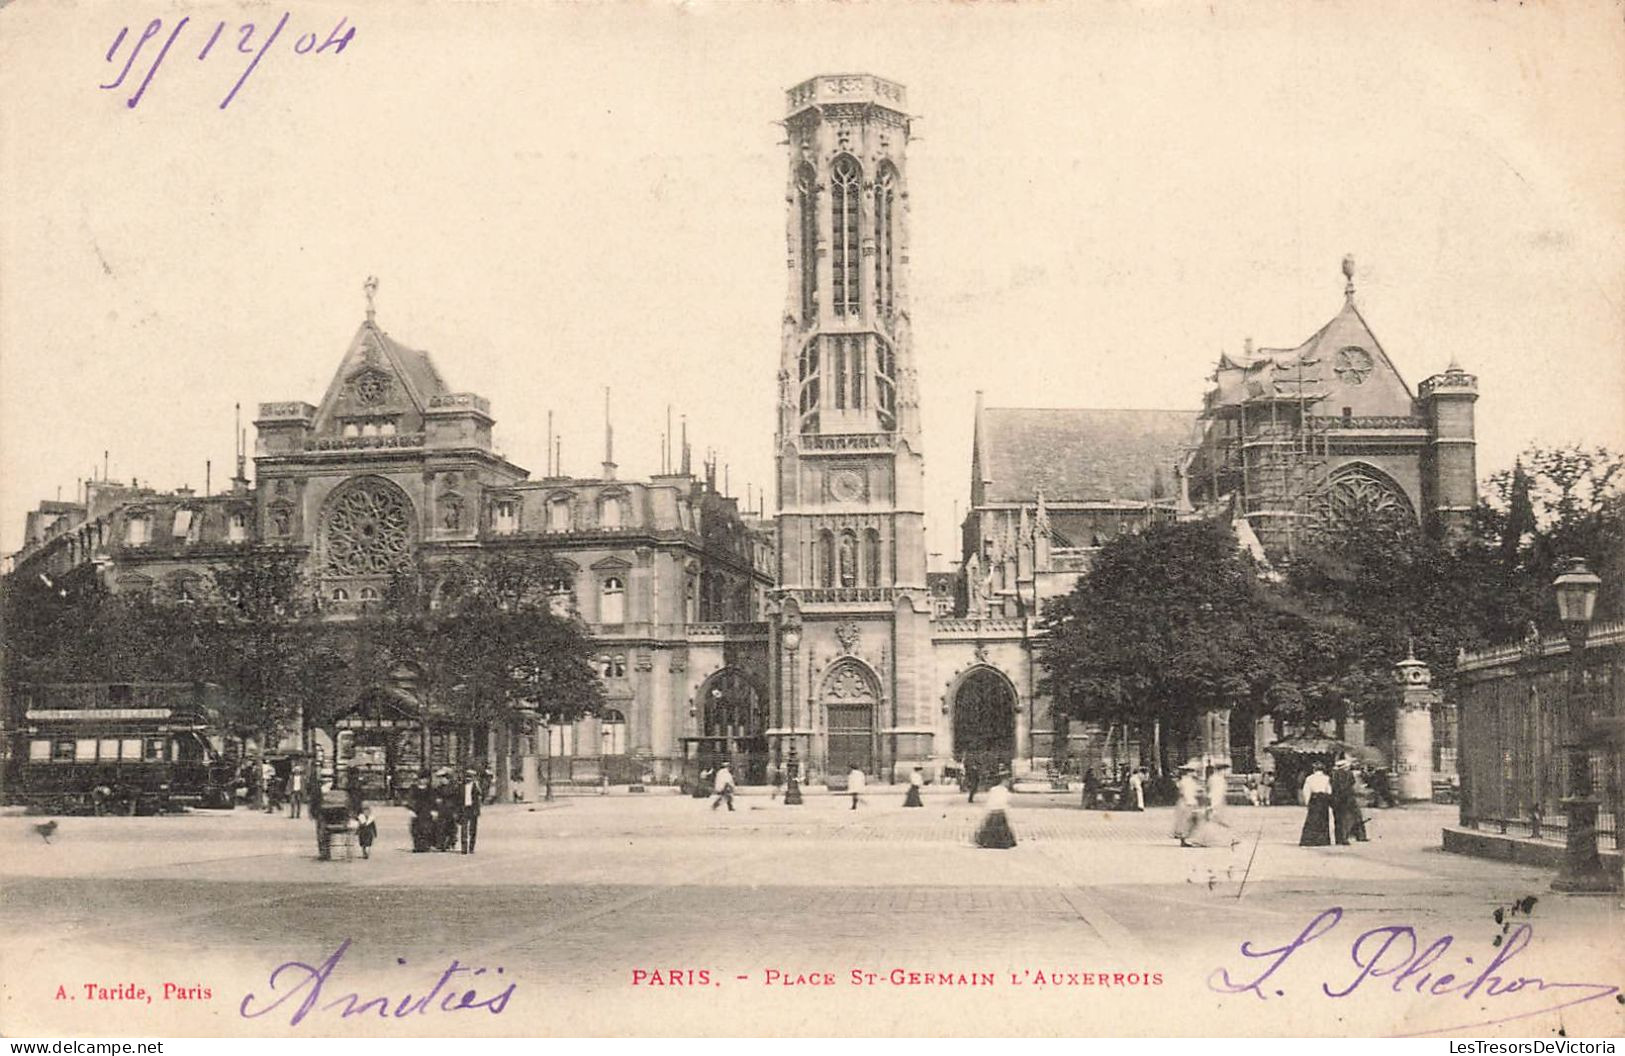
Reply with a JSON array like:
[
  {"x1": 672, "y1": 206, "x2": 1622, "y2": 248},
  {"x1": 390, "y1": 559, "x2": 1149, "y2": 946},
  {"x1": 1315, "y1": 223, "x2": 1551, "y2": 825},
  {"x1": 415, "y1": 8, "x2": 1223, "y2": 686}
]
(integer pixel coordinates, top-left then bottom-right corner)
[
  {"x1": 599, "y1": 494, "x2": 623, "y2": 529},
  {"x1": 547, "y1": 495, "x2": 572, "y2": 532},
  {"x1": 228, "y1": 511, "x2": 247, "y2": 544},
  {"x1": 359, "y1": 586, "x2": 379, "y2": 602},
  {"x1": 332, "y1": 587, "x2": 350, "y2": 602},
  {"x1": 125, "y1": 512, "x2": 150, "y2": 547}
]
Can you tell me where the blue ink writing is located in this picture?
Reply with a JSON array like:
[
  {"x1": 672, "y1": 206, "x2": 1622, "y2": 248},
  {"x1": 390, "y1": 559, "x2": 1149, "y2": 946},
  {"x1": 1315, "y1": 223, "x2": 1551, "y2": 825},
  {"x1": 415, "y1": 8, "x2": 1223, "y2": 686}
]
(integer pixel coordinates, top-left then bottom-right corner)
[
  {"x1": 100, "y1": 12, "x2": 355, "y2": 111},
  {"x1": 1208, "y1": 907, "x2": 1620, "y2": 1036},
  {"x1": 239, "y1": 939, "x2": 515, "y2": 1028}
]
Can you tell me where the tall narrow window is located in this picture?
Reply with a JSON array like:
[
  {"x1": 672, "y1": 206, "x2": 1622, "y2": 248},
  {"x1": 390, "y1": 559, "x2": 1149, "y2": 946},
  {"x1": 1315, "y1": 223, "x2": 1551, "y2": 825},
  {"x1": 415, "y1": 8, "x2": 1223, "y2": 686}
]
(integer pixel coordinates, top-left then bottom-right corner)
[
  {"x1": 797, "y1": 164, "x2": 818, "y2": 322},
  {"x1": 875, "y1": 338, "x2": 896, "y2": 430},
  {"x1": 818, "y1": 530, "x2": 836, "y2": 588},
  {"x1": 600, "y1": 576, "x2": 625, "y2": 625},
  {"x1": 831, "y1": 156, "x2": 861, "y2": 317},
  {"x1": 875, "y1": 164, "x2": 897, "y2": 318},
  {"x1": 798, "y1": 338, "x2": 820, "y2": 432},
  {"x1": 834, "y1": 338, "x2": 847, "y2": 409},
  {"x1": 864, "y1": 528, "x2": 881, "y2": 587},
  {"x1": 852, "y1": 340, "x2": 866, "y2": 410}
]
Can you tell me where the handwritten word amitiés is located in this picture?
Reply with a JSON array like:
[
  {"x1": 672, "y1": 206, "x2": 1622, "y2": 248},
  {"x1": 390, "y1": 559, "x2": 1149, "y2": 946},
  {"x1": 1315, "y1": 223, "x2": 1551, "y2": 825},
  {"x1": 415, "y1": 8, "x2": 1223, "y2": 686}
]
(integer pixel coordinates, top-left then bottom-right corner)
[
  {"x1": 238, "y1": 939, "x2": 514, "y2": 1028},
  {"x1": 101, "y1": 13, "x2": 355, "y2": 111},
  {"x1": 1207, "y1": 906, "x2": 1620, "y2": 1035}
]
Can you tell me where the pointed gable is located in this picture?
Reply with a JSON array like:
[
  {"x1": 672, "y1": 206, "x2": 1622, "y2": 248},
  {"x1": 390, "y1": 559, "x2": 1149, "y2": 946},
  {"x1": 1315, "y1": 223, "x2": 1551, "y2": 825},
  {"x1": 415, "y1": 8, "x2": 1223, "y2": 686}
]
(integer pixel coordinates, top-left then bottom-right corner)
[{"x1": 309, "y1": 321, "x2": 452, "y2": 439}]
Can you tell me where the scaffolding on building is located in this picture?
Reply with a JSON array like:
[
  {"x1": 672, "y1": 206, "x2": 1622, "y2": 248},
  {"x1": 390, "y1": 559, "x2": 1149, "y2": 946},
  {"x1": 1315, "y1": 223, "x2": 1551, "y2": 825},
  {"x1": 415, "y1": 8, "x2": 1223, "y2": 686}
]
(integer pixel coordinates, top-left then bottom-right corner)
[{"x1": 1187, "y1": 349, "x2": 1332, "y2": 559}]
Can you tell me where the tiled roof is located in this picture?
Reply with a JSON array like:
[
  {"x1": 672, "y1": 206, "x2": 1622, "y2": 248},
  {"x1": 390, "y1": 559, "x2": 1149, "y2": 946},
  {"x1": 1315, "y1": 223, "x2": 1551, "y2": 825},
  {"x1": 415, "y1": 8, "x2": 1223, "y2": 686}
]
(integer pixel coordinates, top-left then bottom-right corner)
[{"x1": 977, "y1": 407, "x2": 1200, "y2": 504}]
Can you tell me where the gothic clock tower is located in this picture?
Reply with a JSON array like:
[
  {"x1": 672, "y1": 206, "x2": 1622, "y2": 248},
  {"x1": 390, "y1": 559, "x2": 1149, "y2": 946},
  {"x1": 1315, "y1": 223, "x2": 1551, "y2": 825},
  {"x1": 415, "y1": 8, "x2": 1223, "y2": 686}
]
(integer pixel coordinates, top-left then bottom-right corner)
[{"x1": 773, "y1": 74, "x2": 932, "y2": 784}]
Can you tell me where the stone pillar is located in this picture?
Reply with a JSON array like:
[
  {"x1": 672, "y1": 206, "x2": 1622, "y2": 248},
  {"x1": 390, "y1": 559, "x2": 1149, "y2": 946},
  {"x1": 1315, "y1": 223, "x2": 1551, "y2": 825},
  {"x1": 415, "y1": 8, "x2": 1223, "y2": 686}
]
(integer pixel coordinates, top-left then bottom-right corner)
[
  {"x1": 1197, "y1": 705, "x2": 1232, "y2": 768},
  {"x1": 1254, "y1": 714, "x2": 1278, "y2": 773},
  {"x1": 1392, "y1": 648, "x2": 1437, "y2": 802}
]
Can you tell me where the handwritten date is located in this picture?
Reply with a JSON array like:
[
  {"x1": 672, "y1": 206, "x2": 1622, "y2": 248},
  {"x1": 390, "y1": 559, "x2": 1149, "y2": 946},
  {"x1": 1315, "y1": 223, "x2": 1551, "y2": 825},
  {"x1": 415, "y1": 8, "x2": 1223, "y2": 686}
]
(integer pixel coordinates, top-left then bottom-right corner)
[{"x1": 101, "y1": 12, "x2": 356, "y2": 111}]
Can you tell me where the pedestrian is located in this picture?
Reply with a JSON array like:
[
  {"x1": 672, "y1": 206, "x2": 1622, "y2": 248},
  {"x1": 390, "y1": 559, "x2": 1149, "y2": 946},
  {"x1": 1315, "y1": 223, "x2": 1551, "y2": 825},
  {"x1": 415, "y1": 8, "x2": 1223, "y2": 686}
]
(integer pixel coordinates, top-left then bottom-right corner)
[
  {"x1": 903, "y1": 765, "x2": 924, "y2": 807},
  {"x1": 847, "y1": 763, "x2": 865, "y2": 810},
  {"x1": 1331, "y1": 757, "x2": 1368, "y2": 844},
  {"x1": 1081, "y1": 767, "x2": 1100, "y2": 809},
  {"x1": 1128, "y1": 767, "x2": 1146, "y2": 811},
  {"x1": 408, "y1": 772, "x2": 435, "y2": 853},
  {"x1": 711, "y1": 761, "x2": 735, "y2": 812},
  {"x1": 1367, "y1": 766, "x2": 1396, "y2": 809},
  {"x1": 1260, "y1": 769, "x2": 1275, "y2": 807},
  {"x1": 260, "y1": 760, "x2": 276, "y2": 813},
  {"x1": 345, "y1": 766, "x2": 365, "y2": 817},
  {"x1": 1206, "y1": 763, "x2": 1232, "y2": 827},
  {"x1": 973, "y1": 778, "x2": 1017, "y2": 849},
  {"x1": 1171, "y1": 763, "x2": 1202, "y2": 847},
  {"x1": 459, "y1": 768, "x2": 483, "y2": 854},
  {"x1": 1244, "y1": 773, "x2": 1260, "y2": 807},
  {"x1": 354, "y1": 803, "x2": 377, "y2": 860},
  {"x1": 1299, "y1": 763, "x2": 1333, "y2": 846},
  {"x1": 964, "y1": 760, "x2": 980, "y2": 804},
  {"x1": 288, "y1": 765, "x2": 304, "y2": 819},
  {"x1": 433, "y1": 769, "x2": 458, "y2": 851}
]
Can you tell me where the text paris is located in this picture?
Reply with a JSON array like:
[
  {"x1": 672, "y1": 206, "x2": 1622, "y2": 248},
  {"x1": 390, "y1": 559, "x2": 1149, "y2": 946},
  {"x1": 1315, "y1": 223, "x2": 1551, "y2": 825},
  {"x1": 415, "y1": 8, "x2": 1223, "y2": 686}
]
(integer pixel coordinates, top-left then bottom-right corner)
[
  {"x1": 101, "y1": 13, "x2": 356, "y2": 111},
  {"x1": 238, "y1": 940, "x2": 514, "y2": 1027}
]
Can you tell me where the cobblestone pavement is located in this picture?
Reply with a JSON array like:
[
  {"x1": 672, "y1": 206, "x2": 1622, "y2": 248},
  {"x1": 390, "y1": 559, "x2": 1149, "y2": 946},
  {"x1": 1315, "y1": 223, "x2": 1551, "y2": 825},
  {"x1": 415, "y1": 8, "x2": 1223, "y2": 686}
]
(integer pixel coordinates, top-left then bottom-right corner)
[{"x1": 1, "y1": 792, "x2": 1620, "y2": 1037}]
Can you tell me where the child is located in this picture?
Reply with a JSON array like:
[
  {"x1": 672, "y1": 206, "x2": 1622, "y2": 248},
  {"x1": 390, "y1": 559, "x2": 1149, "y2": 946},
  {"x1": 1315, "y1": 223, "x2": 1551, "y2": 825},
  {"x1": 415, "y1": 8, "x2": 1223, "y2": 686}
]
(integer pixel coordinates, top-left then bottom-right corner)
[{"x1": 354, "y1": 803, "x2": 377, "y2": 860}]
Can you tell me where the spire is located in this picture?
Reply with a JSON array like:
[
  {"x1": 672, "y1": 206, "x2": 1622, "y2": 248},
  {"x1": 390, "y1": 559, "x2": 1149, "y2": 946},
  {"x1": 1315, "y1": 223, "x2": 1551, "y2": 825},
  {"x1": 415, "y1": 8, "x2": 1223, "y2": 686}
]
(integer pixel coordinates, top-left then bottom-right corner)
[
  {"x1": 232, "y1": 403, "x2": 249, "y2": 492},
  {"x1": 1341, "y1": 254, "x2": 1356, "y2": 301},
  {"x1": 602, "y1": 387, "x2": 616, "y2": 480},
  {"x1": 363, "y1": 275, "x2": 379, "y2": 324}
]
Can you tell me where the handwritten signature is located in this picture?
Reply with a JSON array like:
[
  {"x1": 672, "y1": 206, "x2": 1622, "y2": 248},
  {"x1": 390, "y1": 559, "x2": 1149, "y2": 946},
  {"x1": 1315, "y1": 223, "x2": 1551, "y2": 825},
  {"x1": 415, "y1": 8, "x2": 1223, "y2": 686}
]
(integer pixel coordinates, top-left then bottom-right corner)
[
  {"x1": 101, "y1": 12, "x2": 356, "y2": 111},
  {"x1": 239, "y1": 939, "x2": 515, "y2": 1027},
  {"x1": 1208, "y1": 907, "x2": 1620, "y2": 1036}
]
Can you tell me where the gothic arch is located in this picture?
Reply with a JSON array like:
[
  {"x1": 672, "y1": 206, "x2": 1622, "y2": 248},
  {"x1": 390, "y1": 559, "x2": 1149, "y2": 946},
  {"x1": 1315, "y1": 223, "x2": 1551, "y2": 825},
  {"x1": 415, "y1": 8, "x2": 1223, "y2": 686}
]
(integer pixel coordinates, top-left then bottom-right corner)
[
  {"x1": 829, "y1": 154, "x2": 863, "y2": 317},
  {"x1": 819, "y1": 656, "x2": 882, "y2": 774},
  {"x1": 947, "y1": 663, "x2": 1019, "y2": 768},
  {"x1": 697, "y1": 667, "x2": 766, "y2": 740},
  {"x1": 319, "y1": 475, "x2": 416, "y2": 579},
  {"x1": 1311, "y1": 462, "x2": 1417, "y2": 538}
]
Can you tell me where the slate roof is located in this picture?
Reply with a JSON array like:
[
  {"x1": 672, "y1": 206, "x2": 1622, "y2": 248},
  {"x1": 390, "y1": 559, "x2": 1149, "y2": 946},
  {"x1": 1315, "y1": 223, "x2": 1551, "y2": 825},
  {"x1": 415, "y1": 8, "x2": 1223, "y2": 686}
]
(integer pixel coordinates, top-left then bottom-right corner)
[{"x1": 976, "y1": 407, "x2": 1200, "y2": 504}]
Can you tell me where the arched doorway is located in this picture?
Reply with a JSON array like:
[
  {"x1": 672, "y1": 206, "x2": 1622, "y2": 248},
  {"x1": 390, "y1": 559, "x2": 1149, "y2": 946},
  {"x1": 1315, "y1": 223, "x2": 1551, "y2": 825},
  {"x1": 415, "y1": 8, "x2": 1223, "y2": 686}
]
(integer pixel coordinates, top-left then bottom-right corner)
[
  {"x1": 952, "y1": 666, "x2": 1017, "y2": 777},
  {"x1": 820, "y1": 660, "x2": 879, "y2": 778},
  {"x1": 689, "y1": 668, "x2": 768, "y2": 785}
]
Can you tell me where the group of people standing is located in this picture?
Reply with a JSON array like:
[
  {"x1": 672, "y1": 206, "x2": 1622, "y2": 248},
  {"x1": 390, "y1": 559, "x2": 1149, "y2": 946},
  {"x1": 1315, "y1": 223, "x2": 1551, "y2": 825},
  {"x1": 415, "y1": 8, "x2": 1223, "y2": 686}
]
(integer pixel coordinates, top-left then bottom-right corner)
[
  {"x1": 1299, "y1": 757, "x2": 1370, "y2": 846},
  {"x1": 407, "y1": 767, "x2": 485, "y2": 854}
]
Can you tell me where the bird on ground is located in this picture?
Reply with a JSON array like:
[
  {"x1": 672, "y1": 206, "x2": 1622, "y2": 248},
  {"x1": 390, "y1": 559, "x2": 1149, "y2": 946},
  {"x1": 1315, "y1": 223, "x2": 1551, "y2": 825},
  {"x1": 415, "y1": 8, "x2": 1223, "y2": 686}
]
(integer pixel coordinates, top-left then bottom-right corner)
[{"x1": 34, "y1": 820, "x2": 59, "y2": 844}]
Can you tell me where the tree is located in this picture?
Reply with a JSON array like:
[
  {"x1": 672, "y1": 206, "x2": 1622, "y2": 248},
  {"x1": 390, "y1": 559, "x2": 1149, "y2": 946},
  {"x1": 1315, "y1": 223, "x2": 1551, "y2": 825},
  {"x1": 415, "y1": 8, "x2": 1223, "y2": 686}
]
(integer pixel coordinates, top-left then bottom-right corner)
[
  {"x1": 1039, "y1": 520, "x2": 1283, "y2": 771},
  {"x1": 378, "y1": 550, "x2": 603, "y2": 798},
  {"x1": 205, "y1": 549, "x2": 320, "y2": 754}
]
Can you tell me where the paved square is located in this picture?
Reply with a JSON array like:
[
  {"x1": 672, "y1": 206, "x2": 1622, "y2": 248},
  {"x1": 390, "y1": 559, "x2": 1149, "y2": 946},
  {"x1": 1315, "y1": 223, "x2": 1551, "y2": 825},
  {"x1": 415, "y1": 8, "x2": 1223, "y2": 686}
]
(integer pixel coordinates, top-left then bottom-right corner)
[{"x1": 1, "y1": 791, "x2": 1619, "y2": 1037}]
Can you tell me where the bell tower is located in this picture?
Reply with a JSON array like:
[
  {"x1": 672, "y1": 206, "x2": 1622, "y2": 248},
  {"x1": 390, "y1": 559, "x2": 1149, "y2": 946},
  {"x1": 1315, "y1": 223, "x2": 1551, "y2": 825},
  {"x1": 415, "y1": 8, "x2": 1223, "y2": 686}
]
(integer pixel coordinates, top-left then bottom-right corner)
[{"x1": 773, "y1": 74, "x2": 932, "y2": 784}]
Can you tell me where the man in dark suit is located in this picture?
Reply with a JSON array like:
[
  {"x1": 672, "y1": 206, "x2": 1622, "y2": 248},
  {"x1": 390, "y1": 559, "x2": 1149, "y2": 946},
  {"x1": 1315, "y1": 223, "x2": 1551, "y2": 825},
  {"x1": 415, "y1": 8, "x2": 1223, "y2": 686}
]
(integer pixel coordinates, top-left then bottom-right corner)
[
  {"x1": 1330, "y1": 757, "x2": 1368, "y2": 845},
  {"x1": 459, "y1": 767, "x2": 483, "y2": 854}
]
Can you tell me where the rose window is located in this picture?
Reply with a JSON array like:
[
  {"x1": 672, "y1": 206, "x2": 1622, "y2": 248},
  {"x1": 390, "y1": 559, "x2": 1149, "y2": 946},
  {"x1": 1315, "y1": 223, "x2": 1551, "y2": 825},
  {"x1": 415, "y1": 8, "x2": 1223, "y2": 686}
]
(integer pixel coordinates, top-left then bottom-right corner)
[
  {"x1": 1310, "y1": 470, "x2": 1415, "y2": 538},
  {"x1": 355, "y1": 372, "x2": 390, "y2": 405},
  {"x1": 323, "y1": 481, "x2": 412, "y2": 576}
]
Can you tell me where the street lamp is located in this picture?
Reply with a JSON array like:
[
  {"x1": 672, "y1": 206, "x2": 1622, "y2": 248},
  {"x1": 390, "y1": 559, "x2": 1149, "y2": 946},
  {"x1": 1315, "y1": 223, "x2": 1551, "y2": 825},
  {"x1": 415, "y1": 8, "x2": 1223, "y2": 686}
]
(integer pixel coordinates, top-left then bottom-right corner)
[
  {"x1": 1550, "y1": 557, "x2": 1616, "y2": 892},
  {"x1": 782, "y1": 621, "x2": 804, "y2": 806}
]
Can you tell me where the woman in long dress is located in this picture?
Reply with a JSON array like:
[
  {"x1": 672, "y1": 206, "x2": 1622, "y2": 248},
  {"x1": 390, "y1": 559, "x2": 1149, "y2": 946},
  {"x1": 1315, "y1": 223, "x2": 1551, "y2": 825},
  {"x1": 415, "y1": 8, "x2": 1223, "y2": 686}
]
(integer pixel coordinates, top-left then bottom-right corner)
[
  {"x1": 974, "y1": 780, "x2": 1017, "y2": 849},
  {"x1": 1299, "y1": 764, "x2": 1333, "y2": 846},
  {"x1": 1189, "y1": 764, "x2": 1235, "y2": 847},
  {"x1": 903, "y1": 766, "x2": 924, "y2": 807}
]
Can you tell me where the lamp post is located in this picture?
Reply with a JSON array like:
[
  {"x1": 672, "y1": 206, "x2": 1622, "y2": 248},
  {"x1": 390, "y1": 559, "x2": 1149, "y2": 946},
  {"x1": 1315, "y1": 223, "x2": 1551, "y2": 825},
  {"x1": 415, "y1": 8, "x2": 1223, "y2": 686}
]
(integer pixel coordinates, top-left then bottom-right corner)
[
  {"x1": 1550, "y1": 557, "x2": 1616, "y2": 892},
  {"x1": 782, "y1": 621, "x2": 803, "y2": 806}
]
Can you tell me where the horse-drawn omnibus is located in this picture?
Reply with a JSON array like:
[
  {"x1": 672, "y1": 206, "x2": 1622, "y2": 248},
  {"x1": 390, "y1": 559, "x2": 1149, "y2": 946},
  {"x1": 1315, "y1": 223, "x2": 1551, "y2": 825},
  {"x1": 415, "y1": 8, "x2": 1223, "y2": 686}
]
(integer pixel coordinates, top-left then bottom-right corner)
[{"x1": 6, "y1": 682, "x2": 232, "y2": 813}]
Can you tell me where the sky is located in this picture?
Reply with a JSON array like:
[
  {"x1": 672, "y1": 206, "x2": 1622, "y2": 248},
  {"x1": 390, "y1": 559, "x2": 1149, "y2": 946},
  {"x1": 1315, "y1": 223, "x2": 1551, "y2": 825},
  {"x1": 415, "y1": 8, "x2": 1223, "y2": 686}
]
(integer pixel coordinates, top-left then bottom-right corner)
[{"x1": 2, "y1": 0, "x2": 1622, "y2": 562}]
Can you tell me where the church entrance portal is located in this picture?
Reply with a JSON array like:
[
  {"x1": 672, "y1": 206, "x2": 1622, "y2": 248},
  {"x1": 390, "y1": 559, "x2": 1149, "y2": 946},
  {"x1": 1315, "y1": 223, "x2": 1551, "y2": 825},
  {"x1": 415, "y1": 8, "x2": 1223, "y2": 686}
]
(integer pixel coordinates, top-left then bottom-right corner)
[
  {"x1": 820, "y1": 660, "x2": 878, "y2": 780},
  {"x1": 952, "y1": 667, "x2": 1017, "y2": 776}
]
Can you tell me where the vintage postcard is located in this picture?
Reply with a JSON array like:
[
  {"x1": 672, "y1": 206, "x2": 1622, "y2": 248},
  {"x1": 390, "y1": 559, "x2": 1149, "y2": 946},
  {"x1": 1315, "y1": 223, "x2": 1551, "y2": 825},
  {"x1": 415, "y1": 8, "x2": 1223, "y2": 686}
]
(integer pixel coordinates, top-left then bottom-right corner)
[{"x1": 1, "y1": 0, "x2": 1622, "y2": 1041}]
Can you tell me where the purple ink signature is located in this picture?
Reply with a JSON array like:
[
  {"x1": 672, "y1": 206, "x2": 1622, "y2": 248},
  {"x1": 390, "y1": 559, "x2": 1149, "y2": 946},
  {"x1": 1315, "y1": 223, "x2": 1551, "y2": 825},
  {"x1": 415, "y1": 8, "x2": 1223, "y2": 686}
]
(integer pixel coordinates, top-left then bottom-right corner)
[
  {"x1": 100, "y1": 12, "x2": 355, "y2": 111},
  {"x1": 239, "y1": 939, "x2": 515, "y2": 1027},
  {"x1": 1208, "y1": 907, "x2": 1620, "y2": 1036}
]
